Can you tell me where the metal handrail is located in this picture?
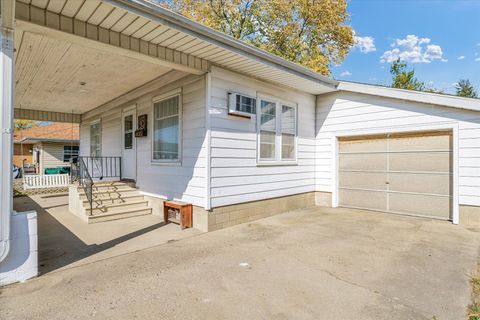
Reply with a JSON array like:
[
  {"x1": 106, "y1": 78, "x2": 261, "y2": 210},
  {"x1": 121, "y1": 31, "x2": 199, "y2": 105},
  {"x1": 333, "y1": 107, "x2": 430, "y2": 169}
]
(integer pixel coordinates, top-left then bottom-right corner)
[
  {"x1": 70, "y1": 157, "x2": 94, "y2": 215},
  {"x1": 80, "y1": 156, "x2": 122, "y2": 180},
  {"x1": 71, "y1": 156, "x2": 122, "y2": 216}
]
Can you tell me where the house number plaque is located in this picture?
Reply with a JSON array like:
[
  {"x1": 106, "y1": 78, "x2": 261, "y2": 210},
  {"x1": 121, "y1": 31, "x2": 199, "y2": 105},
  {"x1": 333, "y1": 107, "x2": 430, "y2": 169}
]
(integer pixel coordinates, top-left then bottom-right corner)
[{"x1": 135, "y1": 114, "x2": 148, "y2": 137}]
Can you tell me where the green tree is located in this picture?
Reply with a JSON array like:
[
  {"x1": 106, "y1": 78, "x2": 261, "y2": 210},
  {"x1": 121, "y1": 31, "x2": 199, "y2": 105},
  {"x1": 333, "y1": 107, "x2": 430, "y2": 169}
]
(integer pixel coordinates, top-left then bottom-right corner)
[
  {"x1": 390, "y1": 58, "x2": 425, "y2": 91},
  {"x1": 14, "y1": 120, "x2": 39, "y2": 130},
  {"x1": 455, "y1": 79, "x2": 478, "y2": 98},
  {"x1": 159, "y1": 0, "x2": 354, "y2": 75}
]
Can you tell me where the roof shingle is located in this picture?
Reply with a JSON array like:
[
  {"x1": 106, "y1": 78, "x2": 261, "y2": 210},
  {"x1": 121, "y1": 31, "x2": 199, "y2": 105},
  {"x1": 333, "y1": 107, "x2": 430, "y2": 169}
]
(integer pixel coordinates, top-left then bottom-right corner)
[{"x1": 14, "y1": 123, "x2": 80, "y2": 143}]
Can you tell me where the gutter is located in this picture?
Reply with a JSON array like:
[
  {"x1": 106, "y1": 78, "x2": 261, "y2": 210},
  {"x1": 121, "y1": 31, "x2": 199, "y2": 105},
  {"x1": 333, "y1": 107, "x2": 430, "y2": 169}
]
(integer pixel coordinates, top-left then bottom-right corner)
[
  {"x1": 104, "y1": 0, "x2": 339, "y2": 90},
  {"x1": 338, "y1": 81, "x2": 480, "y2": 112},
  {"x1": 16, "y1": 138, "x2": 80, "y2": 144}
]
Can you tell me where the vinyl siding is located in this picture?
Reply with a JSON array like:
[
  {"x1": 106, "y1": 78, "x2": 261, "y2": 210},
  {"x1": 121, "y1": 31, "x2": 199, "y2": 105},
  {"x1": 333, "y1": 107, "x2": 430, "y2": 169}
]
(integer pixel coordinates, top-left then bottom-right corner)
[
  {"x1": 316, "y1": 91, "x2": 480, "y2": 207},
  {"x1": 80, "y1": 74, "x2": 206, "y2": 207},
  {"x1": 209, "y1": 67, "x2": 316, "y2": 208},
  {"x1": 40, "y1": 142, "x2": 79, "y2": 173}
]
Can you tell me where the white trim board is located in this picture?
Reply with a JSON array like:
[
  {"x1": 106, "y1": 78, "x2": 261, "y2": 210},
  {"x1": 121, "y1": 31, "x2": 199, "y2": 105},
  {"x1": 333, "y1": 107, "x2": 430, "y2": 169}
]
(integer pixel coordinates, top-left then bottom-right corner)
[{"x1": 338, "y1": 81, "x2": 480, "y2": 113}]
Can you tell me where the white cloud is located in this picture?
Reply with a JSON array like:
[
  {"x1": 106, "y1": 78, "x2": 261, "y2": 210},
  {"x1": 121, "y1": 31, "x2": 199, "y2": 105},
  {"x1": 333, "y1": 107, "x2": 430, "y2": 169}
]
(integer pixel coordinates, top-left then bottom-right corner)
[
  {"x1": 475, "y1": 57, "x2": 480, "y2": 62},
  {"x1": 354, "y1": 35, "x2": 376, "y2": 53},
  {"x1": 380, "y1": 35, "x2": 446, "y2": 63},
  {"x1": 340, "y1": 71, "x2": 352, "y2": 77},
  {"x1": 458, "y1": 55, "x2": 465, "y2": 60},
  {"x1": 395, "y1": 35, "x2": 431, "y2": 48}
]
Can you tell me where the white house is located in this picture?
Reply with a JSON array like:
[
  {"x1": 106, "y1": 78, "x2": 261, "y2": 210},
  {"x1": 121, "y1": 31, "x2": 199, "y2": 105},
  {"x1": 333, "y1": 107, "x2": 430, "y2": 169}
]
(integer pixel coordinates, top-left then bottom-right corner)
[
  {"x1": 13, "y1": 122, "x2": 79, "y2": 174},
  {"x1": 1, "y1": 0, "x2": 480, "y2": 284}
]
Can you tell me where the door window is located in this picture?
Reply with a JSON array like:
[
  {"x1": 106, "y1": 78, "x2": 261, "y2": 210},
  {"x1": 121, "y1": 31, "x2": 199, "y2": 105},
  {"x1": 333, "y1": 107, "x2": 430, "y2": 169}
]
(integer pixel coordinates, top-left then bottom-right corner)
[{"x1": 124, "y1": 115, "x2": 133, "y2": 150}]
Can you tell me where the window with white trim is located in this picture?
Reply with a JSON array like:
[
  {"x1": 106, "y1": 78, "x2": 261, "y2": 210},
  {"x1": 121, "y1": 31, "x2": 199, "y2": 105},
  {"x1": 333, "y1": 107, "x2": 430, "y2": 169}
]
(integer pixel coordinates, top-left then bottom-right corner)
[
  {"x1": 259, "y1": 100, "x2": 277, "y2": 160},
  {"x1": 153, "y1": 94, "x2": 181, "y2": 161},
  {"x1": 258, "y1": 97, "x2": 297, "y2": 163},
  {"x1": 63, "y1": 146, "x2": 79, "y2": 162},
  {"x1": 228, "y1": 92, "x2": 256, "y2": 117},
  {"x1": 281, "y1": 105, "x2": 296, "y2": 160},
  {"x1": 90, "y1": 121, "x2": 101, "y2": 157}
]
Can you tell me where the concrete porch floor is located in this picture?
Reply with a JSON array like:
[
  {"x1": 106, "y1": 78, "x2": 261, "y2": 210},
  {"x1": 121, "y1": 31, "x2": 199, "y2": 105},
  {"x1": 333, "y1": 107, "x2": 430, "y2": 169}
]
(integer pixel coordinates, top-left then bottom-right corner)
[
  {"x1": 13, "y1": 194, "x2": 202, "y2": 275},
  {"x1": 2, "y1": 204, "x2": 480, "y2": 319}
]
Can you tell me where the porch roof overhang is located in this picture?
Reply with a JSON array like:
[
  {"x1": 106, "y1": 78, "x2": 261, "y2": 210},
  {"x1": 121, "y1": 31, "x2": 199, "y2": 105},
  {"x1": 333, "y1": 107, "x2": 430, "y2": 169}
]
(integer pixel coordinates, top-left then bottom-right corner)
[
  {"x1": 13, "y1": 0, "x2": 338, "y2": 121},
  {"x1": 15, "y1": 137, "x2": 80, "y2": 144},
  {"x1": 110, "y1": 0, "x2": 338, "y2": 94}
]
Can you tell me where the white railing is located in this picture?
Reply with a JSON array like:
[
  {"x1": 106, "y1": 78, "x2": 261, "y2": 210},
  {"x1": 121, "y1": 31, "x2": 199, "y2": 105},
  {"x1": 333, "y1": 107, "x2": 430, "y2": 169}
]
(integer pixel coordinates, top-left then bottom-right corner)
[{"x1": 23, "y1": 174, "x2": 71, "y2": 190}]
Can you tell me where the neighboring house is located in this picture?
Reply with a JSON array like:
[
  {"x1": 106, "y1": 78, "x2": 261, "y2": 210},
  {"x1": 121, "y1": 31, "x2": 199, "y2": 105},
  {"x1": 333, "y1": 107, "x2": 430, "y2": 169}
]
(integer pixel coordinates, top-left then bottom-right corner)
[
  {"x1": 13, "y1": 123, "x2": 80, "y2": 175},
  {"x1": 2, "y1": 0, "x2": 480, "y2": 285}
]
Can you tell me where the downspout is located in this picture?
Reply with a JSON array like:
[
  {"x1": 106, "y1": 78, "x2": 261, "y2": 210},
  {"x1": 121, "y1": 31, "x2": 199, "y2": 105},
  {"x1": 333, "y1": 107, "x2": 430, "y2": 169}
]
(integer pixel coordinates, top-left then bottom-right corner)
[
  {"x1": 204, "y1": 72, "x2": 212, "y2": 211},
  {"x1": 0, "y1": 0, "x2": 15, "y2": 263},
  {"x1": 314, "y1": 94, "x2": 318, "y2": 198}
]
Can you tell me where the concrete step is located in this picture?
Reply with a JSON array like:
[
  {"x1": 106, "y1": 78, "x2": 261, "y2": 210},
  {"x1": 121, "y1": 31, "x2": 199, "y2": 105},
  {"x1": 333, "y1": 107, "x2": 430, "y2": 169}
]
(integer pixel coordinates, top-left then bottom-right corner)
[
  {"x1": 92, "y1": 182, "x2": 132, "y2": 189},
  {"x1": 78, "y1": 185, "x2": 135, "y2": 194},
  {"x1": 79, "y1": 189, "x2": 139, "y2": 201},
  {"x1": 84, "y1": 194, "x2": 145, "y2": 206},
  {"x1": 87, "y1": 207, "x2": 152, "y2": 223},
  {"x1": 90, "y1": 200, "x2": 149, "y2": 214},
  {"x1": 76, "y1": 181, "x2": 129, "y2": 190}
]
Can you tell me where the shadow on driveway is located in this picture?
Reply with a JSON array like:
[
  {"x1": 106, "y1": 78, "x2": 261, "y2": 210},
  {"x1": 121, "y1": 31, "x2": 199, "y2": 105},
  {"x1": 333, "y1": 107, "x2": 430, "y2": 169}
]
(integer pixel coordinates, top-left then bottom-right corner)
[{"x1": 13, "y1": 194, "x2": 199, "y2": 275}]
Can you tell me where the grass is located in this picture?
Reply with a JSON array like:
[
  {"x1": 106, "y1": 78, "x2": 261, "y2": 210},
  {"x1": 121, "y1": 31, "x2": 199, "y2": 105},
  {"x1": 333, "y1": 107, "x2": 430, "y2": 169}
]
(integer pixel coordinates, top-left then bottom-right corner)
[{"x1": 468, "y1": 266, "x2": 480, "y2": 320}]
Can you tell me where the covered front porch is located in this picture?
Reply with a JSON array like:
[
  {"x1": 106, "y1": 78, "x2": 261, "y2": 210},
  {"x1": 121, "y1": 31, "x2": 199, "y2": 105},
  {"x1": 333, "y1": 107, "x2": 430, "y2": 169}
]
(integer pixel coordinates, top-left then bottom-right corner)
[
  {"x1": 13, "y1": 192, "x2": 200, "y2": 275},
  {"x1": 1, "y1": 0, "x2": 210, "y2": 285}
]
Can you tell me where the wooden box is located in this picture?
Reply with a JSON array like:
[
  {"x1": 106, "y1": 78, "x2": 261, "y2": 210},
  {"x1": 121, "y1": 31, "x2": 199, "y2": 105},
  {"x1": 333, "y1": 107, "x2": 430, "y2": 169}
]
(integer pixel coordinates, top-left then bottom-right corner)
[{"x1": 163, "y1": 200, "x2": 192, "y2": 229}]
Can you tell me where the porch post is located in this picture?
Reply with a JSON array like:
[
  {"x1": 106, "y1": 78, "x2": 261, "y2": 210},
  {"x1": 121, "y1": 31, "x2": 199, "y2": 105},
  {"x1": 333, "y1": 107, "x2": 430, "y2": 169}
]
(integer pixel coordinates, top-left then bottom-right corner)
[{"x1": 0, "y1": 0, "x2": 15, "y2": 262}]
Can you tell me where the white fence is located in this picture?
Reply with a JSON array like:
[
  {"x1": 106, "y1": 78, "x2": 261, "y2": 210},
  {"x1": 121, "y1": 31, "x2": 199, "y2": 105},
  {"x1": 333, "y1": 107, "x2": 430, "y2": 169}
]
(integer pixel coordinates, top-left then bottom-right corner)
[{"x1": 23, "y1": 174, "x2": 71, "y2": 190}]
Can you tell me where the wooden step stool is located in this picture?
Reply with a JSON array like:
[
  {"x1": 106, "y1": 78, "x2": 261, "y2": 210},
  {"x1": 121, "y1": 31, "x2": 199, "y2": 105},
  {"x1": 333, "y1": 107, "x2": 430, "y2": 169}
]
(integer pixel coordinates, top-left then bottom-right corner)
[{"x1": 163, "y1": 200, "x2": 192, "y2": 229}]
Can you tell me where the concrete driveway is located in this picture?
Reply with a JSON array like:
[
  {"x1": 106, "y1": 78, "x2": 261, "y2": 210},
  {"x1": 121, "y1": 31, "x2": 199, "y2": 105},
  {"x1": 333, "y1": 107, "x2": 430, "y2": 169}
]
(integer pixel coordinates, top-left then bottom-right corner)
[{"x1": 1, "y1": 206, "x2": 479, "y2": 320}]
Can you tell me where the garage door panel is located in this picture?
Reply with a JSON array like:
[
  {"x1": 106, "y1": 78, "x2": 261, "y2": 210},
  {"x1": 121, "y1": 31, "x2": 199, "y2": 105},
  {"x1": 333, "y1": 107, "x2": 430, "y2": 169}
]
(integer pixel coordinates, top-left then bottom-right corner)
[
  {"x1": 338, "y1": 130, "x2": 452, "y2": 220},
  {"x1": 339, "y1": 171, "x2": 387, "y2": 190},
  {"x1": 388, "y1": 172, "x2": 451, "y2": 195},
  {"x1": 389, "y1": 132, "x2": 451, "y2": 151},
  {"x1": 388, "y1": 193, "x2": 451, "y2": 219},
  {"x1": 389, "y1": 152, "x2": 451, "y2": 172},
  {"x1": 339, "y1": 189, "x2": 387, "y2": 211},
  {"x1": 339, "y1": 136, "x2": 387, "y2": 153},
  {"x1": 339, "y1": 153, "x2": 387, "y2": 171}
]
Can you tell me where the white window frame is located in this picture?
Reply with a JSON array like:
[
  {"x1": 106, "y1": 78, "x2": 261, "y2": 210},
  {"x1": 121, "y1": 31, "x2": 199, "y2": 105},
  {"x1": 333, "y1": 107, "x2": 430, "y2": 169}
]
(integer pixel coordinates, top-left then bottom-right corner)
[
  {"x1": 63, "y1": 145, "x2": 79, "y2": 163},
  {"x1": 256, "y1": 94, "x2": 298, "y2": 165},
  {"x1": 227, "y1": 91, "x2": 257, "y2": 118},
  {"x1": 151, "y1": 88, "x2": 183, "y2": 165},
  {"x1": 90, "y1": 119, "x2": 101, "y2": 157}
]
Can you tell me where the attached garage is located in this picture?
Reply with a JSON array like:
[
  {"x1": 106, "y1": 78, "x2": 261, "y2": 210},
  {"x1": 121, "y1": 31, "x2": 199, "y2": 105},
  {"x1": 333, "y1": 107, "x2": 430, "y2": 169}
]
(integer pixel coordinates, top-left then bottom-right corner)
[
  {"x1": 316, "y1": 82, "x2": 480, "y2": 226},
  {"x1": 338, "y1": 130, "x2": 453, "y2": 220}
]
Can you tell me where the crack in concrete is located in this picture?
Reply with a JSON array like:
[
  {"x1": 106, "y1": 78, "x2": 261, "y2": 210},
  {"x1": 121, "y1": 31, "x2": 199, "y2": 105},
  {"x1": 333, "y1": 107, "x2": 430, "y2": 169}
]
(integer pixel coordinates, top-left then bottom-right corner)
[{"x1": 317, "y1": 267, "x2": 433, "y2": 319}]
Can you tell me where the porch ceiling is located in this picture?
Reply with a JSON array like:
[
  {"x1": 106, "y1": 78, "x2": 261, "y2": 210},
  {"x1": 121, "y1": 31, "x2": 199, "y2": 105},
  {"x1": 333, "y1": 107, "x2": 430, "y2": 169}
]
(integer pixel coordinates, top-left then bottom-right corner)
[
  {"x1": 14, "y1": 0, "x2": 337, "y2": 96},
  {"x1": 15, "y1": 31, "x2": 172, "y2": 115}
]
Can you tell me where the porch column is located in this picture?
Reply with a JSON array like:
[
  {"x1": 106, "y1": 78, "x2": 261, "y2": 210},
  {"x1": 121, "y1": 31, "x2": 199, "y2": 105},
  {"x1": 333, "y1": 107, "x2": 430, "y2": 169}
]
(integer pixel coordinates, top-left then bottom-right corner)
[{"x1": 0, "y1": 0, "x2": 15, "y2": 262}]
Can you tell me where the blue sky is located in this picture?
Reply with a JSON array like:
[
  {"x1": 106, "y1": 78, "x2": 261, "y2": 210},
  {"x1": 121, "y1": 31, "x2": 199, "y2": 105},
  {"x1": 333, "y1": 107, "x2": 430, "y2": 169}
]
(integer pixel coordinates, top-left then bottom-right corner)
[{"x1": 333, "y1": 0, "x2": 480, "y2": 94}]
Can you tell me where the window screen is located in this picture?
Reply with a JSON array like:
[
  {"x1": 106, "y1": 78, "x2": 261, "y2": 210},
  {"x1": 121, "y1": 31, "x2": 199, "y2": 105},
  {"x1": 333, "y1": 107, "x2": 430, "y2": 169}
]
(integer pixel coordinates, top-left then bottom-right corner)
[
  {"x1": 90, "y1": 122, "x2": 101, "y2": 157},
  {"x1": 259, "y1": 100, "x2": 276, "y2": 159},
  {"x1": 153, "y1": 96, "x2": 180, "y2": 161}
]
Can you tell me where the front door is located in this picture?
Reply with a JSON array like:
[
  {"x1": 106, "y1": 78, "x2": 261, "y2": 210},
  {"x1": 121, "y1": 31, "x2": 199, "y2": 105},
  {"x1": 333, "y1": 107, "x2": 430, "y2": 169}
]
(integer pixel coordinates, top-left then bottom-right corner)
[{"x1": 122, "y1": 109, "x2": 136, "y2": 180}]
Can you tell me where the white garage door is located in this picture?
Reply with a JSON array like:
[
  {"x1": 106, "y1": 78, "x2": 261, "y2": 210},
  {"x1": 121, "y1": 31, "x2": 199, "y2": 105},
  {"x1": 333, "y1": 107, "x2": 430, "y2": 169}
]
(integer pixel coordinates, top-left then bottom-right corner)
[{"x1": 338, "y1": 131, "x2": 452, "y2": 220}]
